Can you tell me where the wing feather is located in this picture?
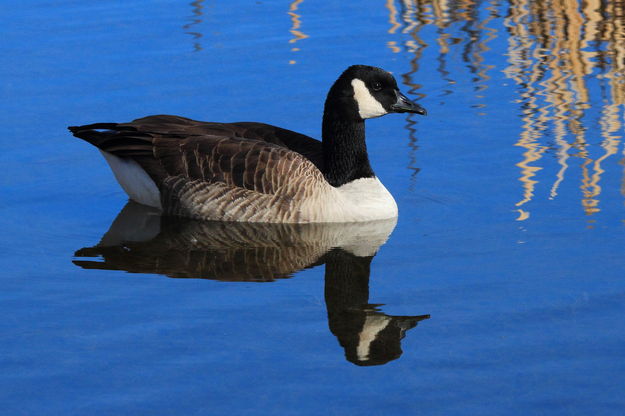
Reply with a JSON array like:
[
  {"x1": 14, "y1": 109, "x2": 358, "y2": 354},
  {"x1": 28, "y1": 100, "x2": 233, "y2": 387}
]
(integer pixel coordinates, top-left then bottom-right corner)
[
  {"x1": 150, "y1": 134, "x2": 323, "y2": 197},
  {"x1": 70, "y1": 115, "x2": 329, "y2": 221},
  {"x1": 118, "y1": 115, "x2": 324, "y2": 169}
]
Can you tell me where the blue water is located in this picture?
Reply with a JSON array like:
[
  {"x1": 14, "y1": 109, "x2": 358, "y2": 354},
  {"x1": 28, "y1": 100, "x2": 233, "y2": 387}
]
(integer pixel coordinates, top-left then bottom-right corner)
[{"x1": 2, "y1": 1, "x2": 625, "y2": 414}]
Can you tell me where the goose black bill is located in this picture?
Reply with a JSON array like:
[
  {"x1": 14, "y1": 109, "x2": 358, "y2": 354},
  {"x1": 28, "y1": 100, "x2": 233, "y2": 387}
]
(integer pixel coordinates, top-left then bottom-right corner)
[{"x1": 391, "y1": 91, "x2": 427, "y2": 115}]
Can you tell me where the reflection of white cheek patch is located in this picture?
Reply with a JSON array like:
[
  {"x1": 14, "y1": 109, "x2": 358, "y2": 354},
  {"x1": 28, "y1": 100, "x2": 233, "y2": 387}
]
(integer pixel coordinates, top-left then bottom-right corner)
[
  {"x1": 357, "y1": 314, "x2": 392, "y2": 361},
  {"x1": 351, "y1": 78, "x2": 387, "y2": 119}
]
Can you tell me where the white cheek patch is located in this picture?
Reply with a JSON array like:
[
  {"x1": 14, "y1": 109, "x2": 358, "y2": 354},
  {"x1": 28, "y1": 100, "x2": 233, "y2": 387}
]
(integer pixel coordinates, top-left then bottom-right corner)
[{"x1": 351, "y1": 78, "x2": 387, "y2": 119}]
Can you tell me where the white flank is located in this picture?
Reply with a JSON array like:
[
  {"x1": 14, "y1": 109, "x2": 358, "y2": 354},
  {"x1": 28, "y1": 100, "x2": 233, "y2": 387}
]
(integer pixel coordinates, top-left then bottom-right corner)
[
  {"x1": 351, "y1": 78, "x2": 387, "y2": 119},
  {"x1": 357, "y1": 315, "x2": 392, "y2": 361},
  {"x1": 100, "y1": 150, "x2": 162, "y2": 210}
]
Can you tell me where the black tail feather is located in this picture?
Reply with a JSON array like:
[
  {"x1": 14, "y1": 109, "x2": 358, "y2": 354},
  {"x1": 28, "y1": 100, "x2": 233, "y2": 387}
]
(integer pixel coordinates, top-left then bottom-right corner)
[
  {"x1": 68, "y1": 122, "x2": 127, "y2": 134},
  {"x1": 68, "y1": 123, "x2": 153, "y2": 156}
]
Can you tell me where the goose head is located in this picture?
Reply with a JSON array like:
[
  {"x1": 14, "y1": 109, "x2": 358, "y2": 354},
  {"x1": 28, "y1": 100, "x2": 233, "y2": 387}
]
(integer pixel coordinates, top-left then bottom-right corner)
[{"x1": 325, "y1": 65, "x2": 427, "y2": 120}]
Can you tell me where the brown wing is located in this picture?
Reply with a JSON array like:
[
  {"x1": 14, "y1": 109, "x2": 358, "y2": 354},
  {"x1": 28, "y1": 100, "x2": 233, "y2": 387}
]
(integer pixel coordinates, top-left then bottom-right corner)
[
  {"x1": 117, "y1": 115, "x2": 324, "y2": 169},
  {"x1": 151, "y1": 133, "x2": 321, "y2": 196},
  {"x1": 70, "y1": 116, "x2": 324, "y2": 198}
]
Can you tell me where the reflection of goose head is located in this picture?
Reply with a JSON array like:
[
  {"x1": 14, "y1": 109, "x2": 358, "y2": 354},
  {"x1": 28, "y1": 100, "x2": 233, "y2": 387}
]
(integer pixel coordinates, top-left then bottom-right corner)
[
  {"x1": 344, "y1": 311, "x2": 427, "y2": 366},
  {"x1": 74, "y1": 202, "x2": 428, "y2": 365},
  {"x1": 323, "y1": 249, "x2": 429, "y2": 366}
]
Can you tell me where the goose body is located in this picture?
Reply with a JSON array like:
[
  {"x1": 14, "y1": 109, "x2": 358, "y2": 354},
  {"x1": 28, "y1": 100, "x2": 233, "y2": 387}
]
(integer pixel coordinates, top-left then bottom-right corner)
[{"x1": 69, "y1": 65, "x2": 426, "y2": 223}]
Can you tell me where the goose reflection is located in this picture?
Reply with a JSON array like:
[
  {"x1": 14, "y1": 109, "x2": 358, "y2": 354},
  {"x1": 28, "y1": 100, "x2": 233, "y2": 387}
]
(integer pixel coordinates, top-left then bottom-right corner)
[{"x1": 74, "y1": 202, "x2": 429, "y2": 366}]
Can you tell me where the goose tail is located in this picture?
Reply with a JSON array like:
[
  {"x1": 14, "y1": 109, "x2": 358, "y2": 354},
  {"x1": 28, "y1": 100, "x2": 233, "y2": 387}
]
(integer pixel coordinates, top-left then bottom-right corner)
[
  {"x1": 68, "y1": 123, "x2": 163, "y2": 210},
  {"x1": 68, "y1": 123, "x2": 127, "y2": 149},
  {"x1": 68, "y1": 123, "x2": 154, "y2": 158}
]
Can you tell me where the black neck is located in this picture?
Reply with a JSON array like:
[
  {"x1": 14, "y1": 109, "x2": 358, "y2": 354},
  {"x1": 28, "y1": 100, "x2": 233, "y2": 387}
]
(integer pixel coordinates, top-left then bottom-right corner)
[{"x1": 321, "y1": 109, "x2": 375, "y2": 187}]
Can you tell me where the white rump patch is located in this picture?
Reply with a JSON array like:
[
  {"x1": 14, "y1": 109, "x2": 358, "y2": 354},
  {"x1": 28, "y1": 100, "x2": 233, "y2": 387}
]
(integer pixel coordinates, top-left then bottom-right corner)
[
  {"x1": 351, "y1": 78, "x2": 387, "y2": 119},
  {"x1": 100, "y1": 150, "x2": 162, "y2": 210}
]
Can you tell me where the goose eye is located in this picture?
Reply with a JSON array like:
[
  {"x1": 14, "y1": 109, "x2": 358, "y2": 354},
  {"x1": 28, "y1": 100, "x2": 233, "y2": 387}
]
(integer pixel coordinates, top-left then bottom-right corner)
[{"x1": 372, "y1": 82, "x2": 382, "y2": 91}]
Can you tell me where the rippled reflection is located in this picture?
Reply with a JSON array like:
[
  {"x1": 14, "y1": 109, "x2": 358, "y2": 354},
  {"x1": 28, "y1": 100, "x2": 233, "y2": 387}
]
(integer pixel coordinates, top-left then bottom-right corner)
[
  {"x1": 287, "y1": 0, "x2": 308, "y2": 65},
  {"x1": 183, "y1": 0, "x2": 205, "y2": 52},
  {"x1": 385, "y1": 1, "x2": 428, "y2": 188},
  {"x1": 74, "y1": 202, "x2": 429, "y2": 366},
  {"x1": 505, "y1": 0, "x2": 625, "y2": 219},
  {"x1": 386, "y1": 0, "x2": 625, "y2": 220}
]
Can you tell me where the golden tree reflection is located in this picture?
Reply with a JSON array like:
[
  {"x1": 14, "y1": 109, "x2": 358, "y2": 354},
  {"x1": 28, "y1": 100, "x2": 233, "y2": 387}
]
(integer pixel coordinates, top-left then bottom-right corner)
[
  {"x1": 386, "y1": 0, "x2": 499, "y2": 189},
  {"x1": 288, "y1": 0, "x2": 308, "y2": 64},
  {"x1": 504, "y1": 0, "x2": 625, "y2": 219},
  {"x1": 386, "y1": 0, "x2": 625, "y2": 220}
]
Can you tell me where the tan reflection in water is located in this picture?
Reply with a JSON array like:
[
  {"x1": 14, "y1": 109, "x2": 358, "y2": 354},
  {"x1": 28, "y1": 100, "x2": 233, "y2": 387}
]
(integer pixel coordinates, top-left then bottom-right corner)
[
  {"x1": 383, "y1": 0, "x2": 625, "y2": 220},
  {"x1": 385, "y1": 1, "x2": 499, "y2": 188},
  {"x1": 183, "y1": 0, "x2": 205, "y2": 52},
  {"x1": 287, "y1": 0, "x2": 308, "y2": 65},
  {"x1": 385, "y1": 0, "x2": 431, "y2": 188},
  {"x1": 386, "y1": 1, "x2": 499, "y2": 99},
  {"x1": 385, "y1": 0, "x2": 402, "y2": 53},
  {"x1": 504, "y1": 0, "x2": 548, "y2": 220},
  {"x1": 473, "y1": 1, "x2": 498, "y2": 111},
  {"x1": 505, "y1": 0, "x2": 625, "y2": 219}
]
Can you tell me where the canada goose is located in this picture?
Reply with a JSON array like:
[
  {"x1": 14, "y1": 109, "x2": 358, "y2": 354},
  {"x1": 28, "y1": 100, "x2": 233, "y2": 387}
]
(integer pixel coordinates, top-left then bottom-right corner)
[{"x1": 69, "y1": 65, "x2": 426, "y2": 223}]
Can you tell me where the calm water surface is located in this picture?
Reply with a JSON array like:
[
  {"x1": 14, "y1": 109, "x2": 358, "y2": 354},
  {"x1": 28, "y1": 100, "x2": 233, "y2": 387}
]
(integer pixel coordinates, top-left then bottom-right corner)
[{"x1": 2, "y1": 1, "x2": 625, "y2": 414}]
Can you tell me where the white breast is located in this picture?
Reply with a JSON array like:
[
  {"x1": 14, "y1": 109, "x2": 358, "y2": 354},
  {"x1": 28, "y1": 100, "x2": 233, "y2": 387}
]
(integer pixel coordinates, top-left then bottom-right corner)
[
  {"x1": 299, "y1": 177, "x2": 398, "y2": 223},
  {"x1": 335, "y1": 177, "x2": 398, "y2": 221}
]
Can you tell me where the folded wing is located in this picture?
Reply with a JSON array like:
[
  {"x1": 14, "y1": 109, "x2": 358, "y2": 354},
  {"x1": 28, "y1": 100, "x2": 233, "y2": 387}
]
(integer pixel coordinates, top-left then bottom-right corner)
[{"x1": 69, "y1": 116, "x2": 328, "y2": 222}]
